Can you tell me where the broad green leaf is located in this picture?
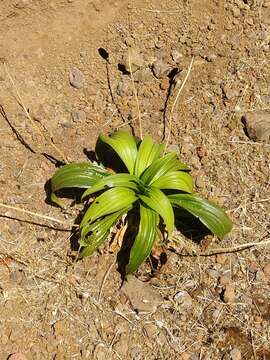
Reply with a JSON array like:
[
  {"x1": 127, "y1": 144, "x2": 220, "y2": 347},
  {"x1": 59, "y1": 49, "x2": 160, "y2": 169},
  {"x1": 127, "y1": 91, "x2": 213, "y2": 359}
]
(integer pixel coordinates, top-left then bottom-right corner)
[
  {"x1": 134, "y1": 135, "x2": 164, "y2": 177},
  {"x1": 140, "y1": 152, "x2": 188, "y2": 185},
  {"x1": 98, "y1": 131, "x2": 138, "y2": 174},
  {"x1": 82, "y1": 173, "x2": 139, "y2": 200},
  {"x1": 79, "y1": 208, "x2": 129, "y2": 258},
  {"x1": 139, "y1": 187, "x2": 174, "y2": 236},
  {"x1": 80, "y1": 187, "x2": 137, "y2": 227},
  {"x1": 151, "y1": 171, "x2": 193, "y2": 193},
  {"x1": 50, "y1": 162, "x2": 110, "y2": 207},
  {"x1": 126, "y1": 205, "x2": 158, "y2": 274},
  {"x1": 168, "y1": 194, "x2": 233, "y2": 239}
]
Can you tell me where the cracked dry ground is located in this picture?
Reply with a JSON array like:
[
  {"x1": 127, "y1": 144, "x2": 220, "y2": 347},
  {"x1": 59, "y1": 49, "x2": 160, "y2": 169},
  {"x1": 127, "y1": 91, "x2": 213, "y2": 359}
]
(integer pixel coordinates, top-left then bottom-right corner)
[{"x1": 0, "y1": 0, "x2": 270, "y2": 359}]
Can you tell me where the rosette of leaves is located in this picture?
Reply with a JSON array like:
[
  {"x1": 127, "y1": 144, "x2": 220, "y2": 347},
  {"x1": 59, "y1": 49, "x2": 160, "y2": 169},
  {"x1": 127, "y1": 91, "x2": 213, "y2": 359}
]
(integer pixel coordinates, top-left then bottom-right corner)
[{"x1": 50, "y1": 131, "x2": 233, "y2": 274}]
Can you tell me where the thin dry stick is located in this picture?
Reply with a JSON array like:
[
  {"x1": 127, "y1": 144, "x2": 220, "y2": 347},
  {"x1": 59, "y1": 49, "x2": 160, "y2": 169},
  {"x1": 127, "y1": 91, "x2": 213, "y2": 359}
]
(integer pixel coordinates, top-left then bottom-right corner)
[
  {"x1": 0, "y1": 202, "x2": 77, "y2": 228},
  {"x1": 165, "y1": 57, "x2": 194, "y2": 152},
  {"x1": 98, "y1": 259, "x2": 116, "y2": 302},
  {"x1": 3, "y1": 63, "x2": 69, "y2": 163},
  {"x1": 128, "y1": 49, "x2": 143, "y2": 139},
  {"x1": 174, "y1": 238, "x2": 270, "y2": 256}
]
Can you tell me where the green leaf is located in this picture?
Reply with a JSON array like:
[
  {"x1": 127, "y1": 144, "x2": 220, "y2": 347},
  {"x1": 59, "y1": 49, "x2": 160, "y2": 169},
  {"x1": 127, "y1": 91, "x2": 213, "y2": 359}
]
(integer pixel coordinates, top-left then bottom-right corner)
[
  {"x1": 98, "y1": 131, "x2": 138, "y2": 174},
  {"x1": 168, "y1": 194, "x2": 233, "y2": 239},
  {"x1": 139, "y1": 187, "x2": 174, "y2": 236},
  {"x1": 82, "y1": 173, "x2": 139, "y2": 200},
  {"x1": 80, "y1": 187, "x2": 137, "y2": 227},
  {"x1": 134, "y1": 135, "x2": 164, "y2": 177},
  {"x1": 151, "y1": 171, "x2": 193, "y2": 193},
  {"x1": 79, "y1": 208, "x2": 129, "y2": 258},
  {"x1": 50, "y1": 162, "x2": 110, "y2": 207},
  {"x1": 126, "y1": 205, "x2": 159, "y2": 274},
  {"x1": 140, "y1": 152, "x2": 188, "y2": 185}
]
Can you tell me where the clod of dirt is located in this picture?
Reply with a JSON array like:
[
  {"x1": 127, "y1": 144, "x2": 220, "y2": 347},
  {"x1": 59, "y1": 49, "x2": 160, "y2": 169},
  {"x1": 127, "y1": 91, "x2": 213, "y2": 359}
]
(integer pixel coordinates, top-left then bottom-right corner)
[
  {"x1": 230, "y1": 348, "x2": 241, "y2": 360},
  {"x1": 222, "y1": 284, "x2": 236, "y2": 303},
  {"x1": 69, "y1": 68, "x2": 85, "y2": 89},
  {"x1": 121, "y1": 275, "x2": 163, "y2": 313},
  {"x1": 122, "y1": 48, "x2": 145, "y2": 73},
  {"x1": 7, "y1": 353, "x2": 28, "y2": 360},
  {"x1": 242, "y1": 110, "x2": 270, "y2": 142},
  {"x1": 152, "y1": 59, "x2": 171, "y2": 79}
]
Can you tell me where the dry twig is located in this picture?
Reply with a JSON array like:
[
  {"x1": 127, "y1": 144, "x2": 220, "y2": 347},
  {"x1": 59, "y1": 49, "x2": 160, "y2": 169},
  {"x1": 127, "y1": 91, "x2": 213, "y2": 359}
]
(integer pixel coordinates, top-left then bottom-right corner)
[
  {"x1": 3, "y1": 62, "x2": 69, "y2": 163},
  {"x1": 0, "y1": 202, "x2": 77, "y2": 229},
  {"x1": 165, "y1": 57, "x2": 194, "y2": 152}
]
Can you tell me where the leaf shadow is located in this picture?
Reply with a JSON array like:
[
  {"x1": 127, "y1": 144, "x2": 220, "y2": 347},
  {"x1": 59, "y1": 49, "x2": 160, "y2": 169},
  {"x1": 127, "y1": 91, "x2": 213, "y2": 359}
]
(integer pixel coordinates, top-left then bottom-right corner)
[{"x1": 174, "y1": 208, "x2": 212, "y2": 243}]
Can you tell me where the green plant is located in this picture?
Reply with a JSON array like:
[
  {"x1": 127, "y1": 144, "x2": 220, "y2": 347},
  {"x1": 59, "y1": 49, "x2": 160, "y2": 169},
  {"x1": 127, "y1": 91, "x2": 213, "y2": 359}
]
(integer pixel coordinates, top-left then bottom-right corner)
[{"x1": 50, "y1": 131, "x2": 233, "y2": 274}]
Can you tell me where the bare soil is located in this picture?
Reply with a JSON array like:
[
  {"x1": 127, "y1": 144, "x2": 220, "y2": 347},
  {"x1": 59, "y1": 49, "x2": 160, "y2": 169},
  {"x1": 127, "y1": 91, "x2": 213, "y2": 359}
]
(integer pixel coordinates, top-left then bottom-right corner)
[{"x1": 0, "y1": 1, "x2": 270, "y2": 359}]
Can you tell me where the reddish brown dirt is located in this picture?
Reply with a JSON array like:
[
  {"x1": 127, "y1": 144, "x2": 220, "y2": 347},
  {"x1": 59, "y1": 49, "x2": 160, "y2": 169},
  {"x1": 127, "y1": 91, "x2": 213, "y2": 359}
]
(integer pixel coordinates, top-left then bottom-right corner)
[{"x1": 0, "y1": 1, "x2": 270, "y2": 359}]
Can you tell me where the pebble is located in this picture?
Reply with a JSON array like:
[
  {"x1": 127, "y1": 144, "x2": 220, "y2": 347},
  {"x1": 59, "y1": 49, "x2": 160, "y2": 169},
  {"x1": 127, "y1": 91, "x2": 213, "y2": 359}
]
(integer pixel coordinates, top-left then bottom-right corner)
[
  {"x1": 174, "y1": 290, "x2": 193, "y2": 308},
  {"x1": 71, "y1": 110, "x2": 86, "y2": 122},
  {"x1": 222, "y1": 83, "x2": 239, "y2": 100},
  {"x1": 152, "y1": 59, "x2": 171, "y2": 79},
  {"x1": 69, "y1": 68, "x2": 85, "y2": 89},
  {"x1": 242, "y1": 110, "x2": 270, "y2": 142},
  {"x1": 222, "y1": 284, "x2": 235, "y2": 303},
  {"x1": 122, "y1": 48, "x2": 145, "y2": 73},
  {"x1": 230, "y1": 348, "x2": 241, "y2": 360},
  {"x1": 171, "y1": 49, "x2": 183, "y2": 63},
  {"x1": 121, "y1": 275, "x2": 163, "y2": 313},
  {"x1": 133, "y1": 67, "x2": 153, "y2": 83},
  {"x1": 263, "y1": 262, "x2": 270, "y2": 278}
]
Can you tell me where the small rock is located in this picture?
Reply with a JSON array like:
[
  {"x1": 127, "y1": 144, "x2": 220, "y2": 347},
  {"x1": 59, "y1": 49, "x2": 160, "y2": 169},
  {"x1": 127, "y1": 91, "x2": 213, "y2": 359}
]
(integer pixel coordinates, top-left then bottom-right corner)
[
  {"x1": 122, "y1": 48, "x2": 145, "y2": 73},
  {"x1": 71, "y1": 110, "x2": 86, "y2": 122},
  {"x1": 230, "y1": 348, "x2": 241, "y2": 360},
  {"x1": 231, "y1": 5, "x2": 241, "y2": 17},
  {"x1": 7, "y1": 354, "x2": 28, "y2": 360},
  {"x1": 195, "y1": 175, "x2": 205, "y2": 189},
  {"x1": 174, "y1": 291, "x2": 193, "y2": 308},
  {"x1": 133, "y1": 67, "x2": 153, "y2": 83},
  {"x1": 167, "y1": 143, "x2": 179, "y2": 153},
  {"x1": 181, "y1": 136, "x2": 194, "y2": 154},
  {"x1": 222, "y1": 284, "x2": 235, "y2": 303},
  {"x1": 222, "y1": 83, "x2": 239, "y2": 100},
  {"x1": 242, "y1": 111, "x2": 270, "y2": 142},
  {"x1": 121, "y1": 275, "x2": 163, "y2": 313},
  {"x1": 116, "y1": 79, "x2": 133, "y2": 97},
  {"x1": 205, "y1": 53, "x2": 217, "y2": 62},
  {"x1": 69, "y1": 68, "x2": 85, "y2": 89},
  {"x1": 152, "y1": 59, "x2": 171, "y2": 79},
  {"x1": 171, "y1": 49, "x2": 183, "y2": 63},
  {"x1": 263, "y1": 263, "x2": 270, "y2": 278}
]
